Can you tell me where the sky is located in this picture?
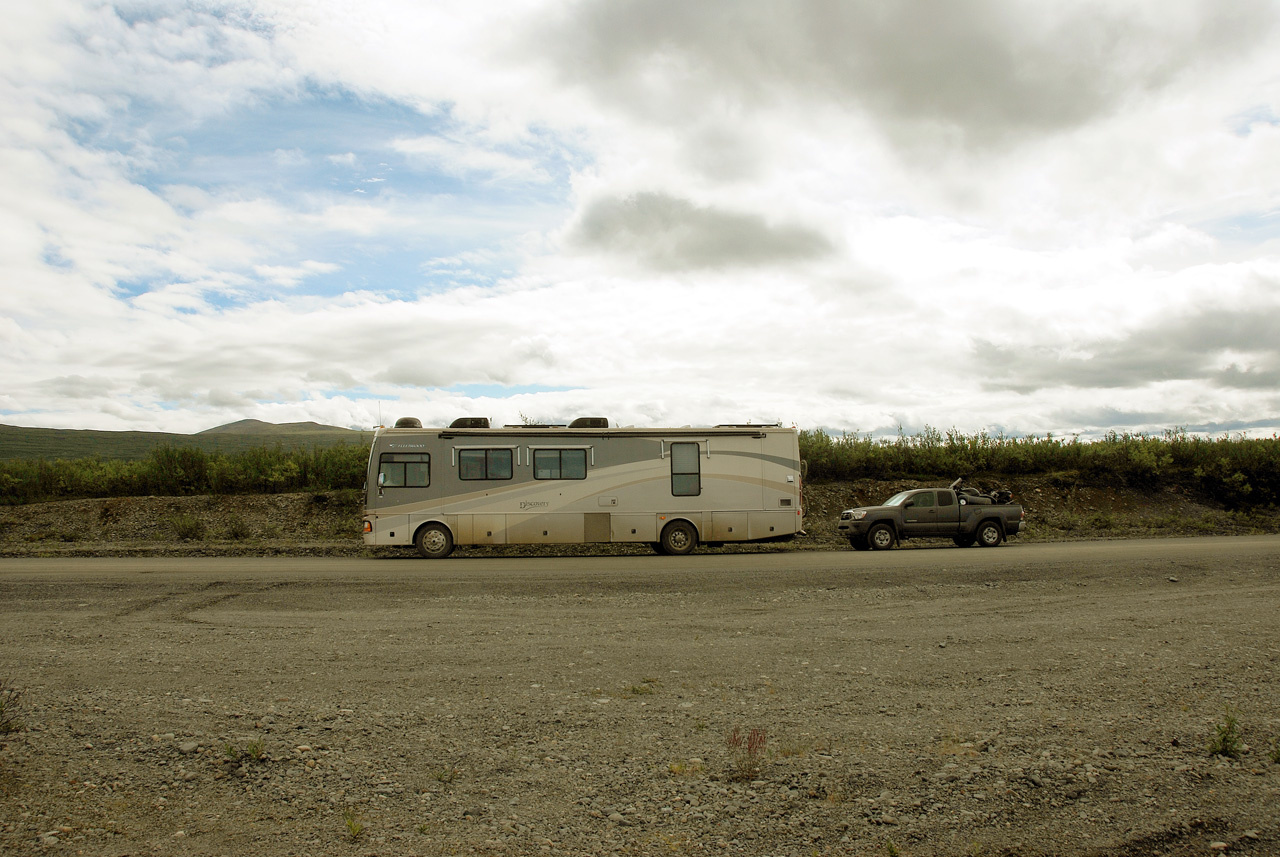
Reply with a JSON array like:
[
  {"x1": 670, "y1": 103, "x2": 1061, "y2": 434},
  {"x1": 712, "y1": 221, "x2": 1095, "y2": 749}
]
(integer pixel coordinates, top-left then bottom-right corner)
[{"x1": 3, "y1": 0, "x2": 1280, "y2": 439}]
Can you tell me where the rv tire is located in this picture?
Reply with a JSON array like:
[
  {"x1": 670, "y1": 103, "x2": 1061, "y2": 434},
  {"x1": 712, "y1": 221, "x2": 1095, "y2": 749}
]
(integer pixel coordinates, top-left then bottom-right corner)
[
  {"x1": 659, "y1": 520, "x2": 698, "y2": 556},
  {"x1": 415, "y1": 523, "x2": 454, "y2": 559}
]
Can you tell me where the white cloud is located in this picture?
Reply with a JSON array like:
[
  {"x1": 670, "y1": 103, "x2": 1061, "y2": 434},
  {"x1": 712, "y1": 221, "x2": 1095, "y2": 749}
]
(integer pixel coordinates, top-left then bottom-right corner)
[
  {"x1": 2, "y1": 0, "x2": 1279, "y2": 439},
  {"x1": 392, "y1": 134, "x2": 552, "y2": 184},
  {"x1": 252, "y1": 260, "x2": 340, "y2": 287}
]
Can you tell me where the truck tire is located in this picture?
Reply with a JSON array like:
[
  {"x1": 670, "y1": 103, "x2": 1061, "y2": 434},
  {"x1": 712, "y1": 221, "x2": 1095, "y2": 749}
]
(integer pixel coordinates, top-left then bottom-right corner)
[
  {"x1": 976, "y1": 520, "x2": 1003, "y2": 548},
  {"x1": 415, "y1": 523, "x2": 454, "y2": 559},
  {"x1": 953, "y1": 535, "x2": 975, "y2": 548},
  {"x1": 659, "y1": 520, "x2": 698, "y2": 556},
  {"x1": 850, "y1": 535, "x2": 870, "y2": 551},
  {"x1": 867, "y1": 523, "x2": 895, "y2": 551}
]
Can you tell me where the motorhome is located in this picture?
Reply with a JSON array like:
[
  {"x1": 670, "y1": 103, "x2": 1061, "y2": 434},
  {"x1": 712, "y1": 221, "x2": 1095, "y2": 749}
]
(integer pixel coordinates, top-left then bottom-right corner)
[{"x1": 362, "y1": 417, "x2": 804, "y2": 557}]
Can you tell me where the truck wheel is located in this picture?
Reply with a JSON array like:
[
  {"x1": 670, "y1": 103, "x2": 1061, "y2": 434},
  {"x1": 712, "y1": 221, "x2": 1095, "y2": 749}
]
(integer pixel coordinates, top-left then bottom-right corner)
[
  {"x1": 953, "y1": 535, "x2": 975, "y2": 548},
  {"x1": 850, "y1": 536, "x2": 870, "y2": 551},
  {"x1": 659, "y1": 520, "x2": 698, "y2": 556},
  {"x1": 976, "y1": 520, "x2": 1003, "y2": 547},
  {"x1": 867, "y1": 523, "x2": 895, "y2": 551},
  {"x1": 415, "y1": 523, "x2": 454, "y2": 559}
]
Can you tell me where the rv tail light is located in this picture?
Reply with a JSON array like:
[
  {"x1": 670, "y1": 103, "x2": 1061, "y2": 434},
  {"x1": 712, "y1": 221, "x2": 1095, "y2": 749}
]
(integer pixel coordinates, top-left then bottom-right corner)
[{"x1": 363, "y1": 520, "x2": 372, "y2": 534}]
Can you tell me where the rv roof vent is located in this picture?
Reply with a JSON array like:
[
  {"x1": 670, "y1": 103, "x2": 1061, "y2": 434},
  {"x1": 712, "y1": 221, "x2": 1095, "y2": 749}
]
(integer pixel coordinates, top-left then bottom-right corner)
[
  {"x1": 394, "y1": 417, "x2": 423, "y2": 428},
  {"x1": 449, "y1": 417, "x2": 491, "y2": 429},
  {"x1": 568, "y1": 417, "x2": 609, "y2": 428}
]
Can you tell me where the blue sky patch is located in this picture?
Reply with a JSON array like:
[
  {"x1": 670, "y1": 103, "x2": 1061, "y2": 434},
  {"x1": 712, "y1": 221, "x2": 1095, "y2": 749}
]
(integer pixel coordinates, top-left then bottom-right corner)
[
  {"x1": 442, "y1": 384, "x2": 578, "y2": 398},
  {"x1": 61, "y1": 84, "x2": 579, "y2": 300}
]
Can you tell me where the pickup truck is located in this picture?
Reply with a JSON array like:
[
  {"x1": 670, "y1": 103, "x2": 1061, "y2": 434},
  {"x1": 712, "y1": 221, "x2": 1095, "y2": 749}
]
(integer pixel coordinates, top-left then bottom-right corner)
[{"x1": 836, "y1": 478, "x2": 1024, "y2": 550}]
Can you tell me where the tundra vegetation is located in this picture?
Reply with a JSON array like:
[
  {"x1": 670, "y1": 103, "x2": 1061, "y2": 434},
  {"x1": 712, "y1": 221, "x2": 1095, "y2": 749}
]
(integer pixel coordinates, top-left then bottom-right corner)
[
  {"x1": 0, "y1": 443, "x2": 368, "y2": 505},
  {"x1": 1, "y1": 427, "x2": 1275, "y2": 511},
  {"x1": 798, "y1": 427, "x2": 1279, "y2": 510}
]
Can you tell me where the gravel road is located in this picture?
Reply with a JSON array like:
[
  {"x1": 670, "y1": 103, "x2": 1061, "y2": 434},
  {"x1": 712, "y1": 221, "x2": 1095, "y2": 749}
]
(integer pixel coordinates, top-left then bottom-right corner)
[{"x1": 2, "y1": 537, "x2": 1279, "y2": 856}]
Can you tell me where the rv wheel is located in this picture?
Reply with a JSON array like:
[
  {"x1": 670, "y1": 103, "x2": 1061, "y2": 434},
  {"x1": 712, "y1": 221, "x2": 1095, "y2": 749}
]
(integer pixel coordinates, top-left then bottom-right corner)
[
  {"x1": 415, "y1": 523, "x2": 454, "y2": 559},
  {"x1": 659, "y1": 520, "x2": 698, "y2": 556}
]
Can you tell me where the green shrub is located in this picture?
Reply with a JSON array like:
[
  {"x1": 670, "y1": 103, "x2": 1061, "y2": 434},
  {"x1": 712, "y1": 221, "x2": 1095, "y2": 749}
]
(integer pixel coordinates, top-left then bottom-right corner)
[
  {"x1": 797, "y1": 427, "x2": 1280, "y2": 509},
  {"x1": 3, "y1": 427, "x2": 1279, "y2": 509},
  {"x1": 225, "y1": 516, "x2": 252, "y2": 540},
  {"x1": 166, "y1": 513, "x2": 207, "y2": 541},
  {"x1": 0, "y1": 442, "x2": 370, "y2": 504}
]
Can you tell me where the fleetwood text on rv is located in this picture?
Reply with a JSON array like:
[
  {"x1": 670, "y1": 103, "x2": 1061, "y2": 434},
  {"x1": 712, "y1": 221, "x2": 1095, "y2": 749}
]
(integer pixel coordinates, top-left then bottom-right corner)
[{"x1": 362, "y1": 417, "x2": 805, "y2": 557}]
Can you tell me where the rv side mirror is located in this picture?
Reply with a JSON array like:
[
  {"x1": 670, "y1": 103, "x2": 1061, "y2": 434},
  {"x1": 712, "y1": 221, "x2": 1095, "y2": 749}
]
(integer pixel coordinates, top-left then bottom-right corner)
[{"x1": 378, "y1": 472, "x2": 386, "y2": 487}]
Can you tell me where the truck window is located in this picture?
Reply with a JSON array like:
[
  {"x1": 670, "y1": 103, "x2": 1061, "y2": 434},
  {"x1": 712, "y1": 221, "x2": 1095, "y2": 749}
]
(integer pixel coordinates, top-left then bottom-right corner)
[
  {"x1": 670, "y1": 442, "x2": 701, "y2": 496},
  {"x1": 379, "y1": 453, "x2": 429, "y2": 488},
  {"x1": 458, "y1": 448, "x2": 513, "y2": 480},
  {"x1": 937, "y1": 491, "x2": 953, "y2": 507},
  {"x1": 913, "y1": 491, "x2": 935, "y2": 507},
  {"x1": 533, "y1": 449, "x2": 587, "y2": 480}
]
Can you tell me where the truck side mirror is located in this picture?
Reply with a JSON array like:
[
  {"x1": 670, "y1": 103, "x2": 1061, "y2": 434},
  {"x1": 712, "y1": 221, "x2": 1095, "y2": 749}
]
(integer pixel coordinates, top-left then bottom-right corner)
[{"x1": 378, "y1": 472, "x2": 386, "y2": 487}]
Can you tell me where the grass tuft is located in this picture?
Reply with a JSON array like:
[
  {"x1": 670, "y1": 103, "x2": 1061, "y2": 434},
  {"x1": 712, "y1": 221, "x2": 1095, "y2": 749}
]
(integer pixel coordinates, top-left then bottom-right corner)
[
  {"x1": 0, "y1": 679, "x2": 25, "y2": 734},
  {"x1": 342, "y1": 807, "x2": 365, "y2": 841},
  {"x1": 432, "y1": 761, "x2": 462, "y2": 784},
  {"x1": 725, "y1": 726, "x2": 767, "y2": 781},
  {"x1": 1208, "y1": 706, "x2": 1244, "y2": 758}
]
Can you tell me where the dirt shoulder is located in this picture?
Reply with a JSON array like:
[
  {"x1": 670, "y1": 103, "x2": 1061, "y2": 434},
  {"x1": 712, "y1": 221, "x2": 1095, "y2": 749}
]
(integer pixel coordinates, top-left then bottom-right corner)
[{"x1": 1, "y1": 479, "x2": 1277, "y2": 559}]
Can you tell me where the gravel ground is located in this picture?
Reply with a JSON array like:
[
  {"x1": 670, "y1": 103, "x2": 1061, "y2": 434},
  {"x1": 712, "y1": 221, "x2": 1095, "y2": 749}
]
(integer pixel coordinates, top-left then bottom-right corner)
[{"x1": 2, "y1": 538, "x2": 1279, "y2": 857}]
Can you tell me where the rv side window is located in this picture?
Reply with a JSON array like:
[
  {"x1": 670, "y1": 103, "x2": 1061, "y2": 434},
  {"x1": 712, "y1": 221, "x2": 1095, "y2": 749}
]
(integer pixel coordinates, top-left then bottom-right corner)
[
  {"x1": 533, "y1": 449, "x2": 587, "y2": 480},
  {"x1": 458, "y1": 448, "x2": 513, "y2": 480},
  {"x1": 379, "y1": 453, "x2": 430, "y2": 488},
  {"x1": 670, "y1": 442, "x2": 701, "y2": 496}
]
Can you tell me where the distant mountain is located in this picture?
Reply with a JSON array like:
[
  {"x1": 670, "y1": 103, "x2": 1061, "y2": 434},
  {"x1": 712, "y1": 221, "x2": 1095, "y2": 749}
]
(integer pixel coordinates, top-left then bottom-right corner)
[
  {"x1": 0, "y1": 421, "x2": 369, "y2": 461},
  {"x1": 198, "y1": 419, "x2": 351, "y2": 435}
]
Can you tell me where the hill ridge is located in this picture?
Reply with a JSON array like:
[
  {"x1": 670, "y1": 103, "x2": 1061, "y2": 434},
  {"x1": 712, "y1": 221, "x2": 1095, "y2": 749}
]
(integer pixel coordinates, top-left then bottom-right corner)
[
  {"x1": 197, "y1": 419, "x2": 348, "y2": 435},
  {"x1": 0, "y1": 421, "x2": 367, "y2": 461}
]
